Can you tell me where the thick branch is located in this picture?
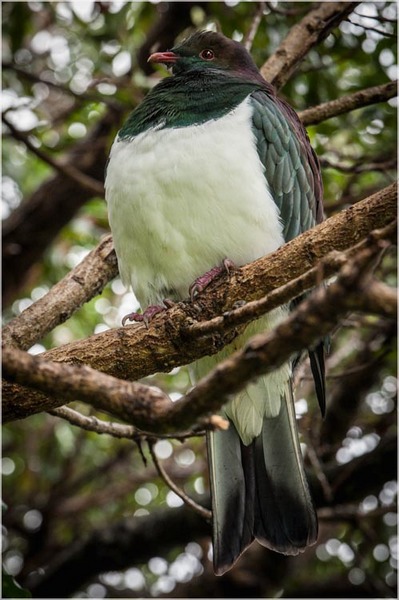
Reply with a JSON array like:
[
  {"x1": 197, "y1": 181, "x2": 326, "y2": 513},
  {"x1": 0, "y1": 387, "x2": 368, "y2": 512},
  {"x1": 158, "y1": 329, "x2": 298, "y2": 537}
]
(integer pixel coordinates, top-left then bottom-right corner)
[
  {"x1": 3, "y1": 233, "x2": 394, "y2": 428},
  {"x1": 185, "y1": 224, "x2": 396, "y2": 339},
  {"x1": 2, "y1": 345, "x2": 174, "y2": 430},
  {"x1": 261, "y1": 2, "x2": 360, "y2": 88},
  {"x1": 164, "y1": 241, "x2": 392, "y2": 434},
  {"x1": 2, "y1": 184, "x2": 396, "y2": 423},
  {"x1": 2, "y1": 235, "x2": 117, "y2": 350},
  {"x1": 357, "y1": 279, "x2": 397, "y2": 318},
  {"x1": 5, "y1": 179, "x2": 396, "y2": 352}
]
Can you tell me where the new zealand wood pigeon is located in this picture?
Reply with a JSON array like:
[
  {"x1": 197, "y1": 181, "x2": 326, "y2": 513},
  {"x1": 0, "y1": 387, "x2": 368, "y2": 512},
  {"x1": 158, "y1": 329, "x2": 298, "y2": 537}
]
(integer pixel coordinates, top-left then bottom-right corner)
[{"x1": 105, "y1": 30, "x2": 325, "y2": 575}]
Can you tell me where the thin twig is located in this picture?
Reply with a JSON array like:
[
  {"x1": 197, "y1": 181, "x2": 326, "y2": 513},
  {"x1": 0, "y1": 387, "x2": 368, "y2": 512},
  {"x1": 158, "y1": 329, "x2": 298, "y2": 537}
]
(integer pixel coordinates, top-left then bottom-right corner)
[
  {"x1": 299, "y1": 80, "x2": 397, "y2": 126},
  {"x1": 306, "y1": 442, "x2": 334, "y2": 503},
  {"x1": 2, "y1": 61, "x2": 119, "y2": 107},
  {"x1": 320, "y1": 156, "x2": 397, "y2": 174},
  {"x1": 325, "y1": 352, "x2": 391, "y2": 379},
  {"x1": 148, "y1": 441, "x2": 212, "y2": 520},
  {"x1": 49, "y1": 405, "x2": 141, "y2": 439},
  {"x1": 318, "y1": 502, "x2": 396, "y2": 521},
  {"x1": 265, "y1": 1, "x2": 308, "y2": 16},
  {"x1": 50, "y1": 404, "x2": 205, "y2": 441},
  {"x1": 353, "y1": 10, "x2": 397, "y2": 25},
  {"x1": 243, "y1": 2, "x2": 265, "y2": 51},
  {"x1": 347, "y1": 17, "x2": 397, "y2": 38},
  {"x1": 2, "y1": 114, "x2": 104, "y2": 196}
]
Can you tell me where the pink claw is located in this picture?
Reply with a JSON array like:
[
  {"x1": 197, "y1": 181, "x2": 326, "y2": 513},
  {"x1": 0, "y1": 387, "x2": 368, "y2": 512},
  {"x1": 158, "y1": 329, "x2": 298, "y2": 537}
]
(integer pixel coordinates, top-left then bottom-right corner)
[
  {"x1": 121, "y1": 299, "x2": 175, "y2": 327},
  {"x1": 122, "y1": 304, "x2": 166, "y2": 327},
  {"x1": 189, "y1": 258, "x2": 236, "y2": 300}
]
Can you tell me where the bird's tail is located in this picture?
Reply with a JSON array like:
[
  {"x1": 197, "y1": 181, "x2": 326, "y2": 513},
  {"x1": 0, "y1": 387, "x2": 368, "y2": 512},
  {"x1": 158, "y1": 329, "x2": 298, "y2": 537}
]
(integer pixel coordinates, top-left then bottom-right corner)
[{"x1": 207, "y1": 380, "x2": 317, "y2": 576}]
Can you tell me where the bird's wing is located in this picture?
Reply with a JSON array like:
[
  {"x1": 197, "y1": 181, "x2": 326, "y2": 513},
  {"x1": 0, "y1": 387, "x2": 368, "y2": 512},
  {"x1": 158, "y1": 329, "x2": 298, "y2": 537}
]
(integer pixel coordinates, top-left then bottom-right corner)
[
  {"x1": 250, "y1": 90, "x2": 326, "y2": 414},
  {"x1": 250, "y1": 89, "x2": 323, "y2": 240}
]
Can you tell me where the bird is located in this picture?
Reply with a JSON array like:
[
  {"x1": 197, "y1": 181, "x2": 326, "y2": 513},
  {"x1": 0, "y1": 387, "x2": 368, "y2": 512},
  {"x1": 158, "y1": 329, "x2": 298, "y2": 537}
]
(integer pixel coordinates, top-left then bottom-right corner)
[{"x1": 105, "y1": 30, "x2": 325, "y2": 576}]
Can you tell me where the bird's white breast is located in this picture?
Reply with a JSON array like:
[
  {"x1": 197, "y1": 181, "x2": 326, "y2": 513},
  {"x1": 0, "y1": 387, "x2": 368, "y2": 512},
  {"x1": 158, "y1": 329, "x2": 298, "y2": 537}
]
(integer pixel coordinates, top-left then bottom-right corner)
[{"x1": 105, "y1": 97, "x2": 284, "y2": 307}]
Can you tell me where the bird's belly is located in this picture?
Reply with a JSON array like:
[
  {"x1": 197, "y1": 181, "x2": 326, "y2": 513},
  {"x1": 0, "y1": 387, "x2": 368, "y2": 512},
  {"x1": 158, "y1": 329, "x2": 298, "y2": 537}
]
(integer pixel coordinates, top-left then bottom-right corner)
[{"x1": 105, "y1": 98, "x2": 284, "y2": 307}]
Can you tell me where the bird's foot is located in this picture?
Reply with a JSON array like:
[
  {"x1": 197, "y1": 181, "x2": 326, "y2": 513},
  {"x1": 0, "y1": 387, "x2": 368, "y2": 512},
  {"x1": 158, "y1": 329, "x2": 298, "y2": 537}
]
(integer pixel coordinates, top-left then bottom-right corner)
[
  {"x1": 122, "y1": 300, "x2": 175, "y2": 327},
  {"x1": 189, "y1": 258, "x2": 236, "y2": 301}
]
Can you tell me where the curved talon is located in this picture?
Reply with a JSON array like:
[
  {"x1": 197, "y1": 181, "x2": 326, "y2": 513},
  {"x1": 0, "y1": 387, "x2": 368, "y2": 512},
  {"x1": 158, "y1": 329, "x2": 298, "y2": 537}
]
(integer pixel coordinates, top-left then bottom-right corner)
[
  {"x1": 189, "y1": 259, "x2": 237, "y2": 301},
  {"x1": 163, "y1": 298, "x2": 176, "y2": 309},
  {"x1": 122, "y1": 304, "x2": 166, "y2": 327},
  {"x1": 122, "y1": 311, "x2": 142, "y2": 326},
  {"x1": 221, "y1": 258, "x2": 236, "y2": 274}
]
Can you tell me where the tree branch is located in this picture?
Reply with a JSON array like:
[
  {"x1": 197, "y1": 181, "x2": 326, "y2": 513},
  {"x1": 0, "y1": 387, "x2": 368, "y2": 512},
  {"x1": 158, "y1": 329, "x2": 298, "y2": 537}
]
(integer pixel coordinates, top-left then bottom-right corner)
[
  {"x1": 3, "y1": 179, "x2": 396, "y2": 352},
  {"x1": 261, "y1": 2, "x2": 360, "y2": 88},
  {"x1": 2, "y1": 114, "x2": 105, "y2": 196},
  {"x1": 184, "y1": 222, "x2": 396, "y2": 339},
  {"x1": 148, "y1": 442, "x2": 212, "y2": 520},
  {"x1": 299, "y1": 80, "x2": 397, "y2": 126},
  {"x1": 2, "y1": 345, "x2": 174, "y2": 429},
  {"x1": 358, "y1": 279, "x2": 397, "y2": 318},
  {"x1": 49, "y1": 406, "x2": 140, "y2": 440},
  {"x1": 347, "y1": 16, "x2": 397, "y2": 38},
  {"x1": 3, "y1": 230, "x2": 394, "y2": 428},
  {"x1": 320, "y1": 155, "x2": 397, "y2": 174},
  {"x1": 2, "y1": 235, "x2": 117, "y2": 350},
  {"x1": 243, "y1": 2, "x2": 266, "y2": 51},
  {"x1": 2, "y1": 184, "x2": 396, "y2": 424}
]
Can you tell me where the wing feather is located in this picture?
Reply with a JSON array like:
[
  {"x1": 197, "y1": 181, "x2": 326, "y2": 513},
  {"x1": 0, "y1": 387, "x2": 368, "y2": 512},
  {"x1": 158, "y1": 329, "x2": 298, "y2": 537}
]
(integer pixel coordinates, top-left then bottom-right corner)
[{"x1": 250, "y1": 90, "x2": 326, "y2": 413}]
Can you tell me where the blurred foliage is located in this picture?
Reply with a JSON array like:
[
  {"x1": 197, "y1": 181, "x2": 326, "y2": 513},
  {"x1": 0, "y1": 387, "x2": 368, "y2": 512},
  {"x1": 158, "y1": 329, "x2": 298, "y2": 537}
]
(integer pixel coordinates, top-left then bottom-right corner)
[{"x1": 2, "y1": 1, "x2": 397, "y2": 598}]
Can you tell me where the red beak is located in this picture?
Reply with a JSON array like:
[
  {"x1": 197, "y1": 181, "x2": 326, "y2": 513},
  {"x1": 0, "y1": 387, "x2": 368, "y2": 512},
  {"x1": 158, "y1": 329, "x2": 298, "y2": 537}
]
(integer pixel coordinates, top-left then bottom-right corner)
[{"x1": 147, "y1": 51, "x2": 178, "y2": 65}]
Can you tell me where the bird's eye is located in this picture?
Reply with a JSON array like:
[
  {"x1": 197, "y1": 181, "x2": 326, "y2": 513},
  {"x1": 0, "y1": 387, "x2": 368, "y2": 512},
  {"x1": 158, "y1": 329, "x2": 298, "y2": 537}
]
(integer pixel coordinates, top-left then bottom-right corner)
[{"x1": 200, "y1": 49, "x2": 215, "y2": 61}]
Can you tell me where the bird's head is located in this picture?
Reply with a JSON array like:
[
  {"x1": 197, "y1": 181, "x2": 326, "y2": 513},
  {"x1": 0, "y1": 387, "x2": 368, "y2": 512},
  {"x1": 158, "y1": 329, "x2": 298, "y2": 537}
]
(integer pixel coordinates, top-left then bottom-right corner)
[{"x1": 148, "y1": 30, "x2": 263, "y2": 82}]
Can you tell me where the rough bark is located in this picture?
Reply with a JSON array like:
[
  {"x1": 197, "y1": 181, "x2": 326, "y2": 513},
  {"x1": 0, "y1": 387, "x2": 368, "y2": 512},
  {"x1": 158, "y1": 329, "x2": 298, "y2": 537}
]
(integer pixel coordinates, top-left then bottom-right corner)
[
  {"x1": 2, "y1": 184, "x2": 397, "y2": 424},
  {"x1": 261, "y1": 2, "x2": 360, "y2": 88}
]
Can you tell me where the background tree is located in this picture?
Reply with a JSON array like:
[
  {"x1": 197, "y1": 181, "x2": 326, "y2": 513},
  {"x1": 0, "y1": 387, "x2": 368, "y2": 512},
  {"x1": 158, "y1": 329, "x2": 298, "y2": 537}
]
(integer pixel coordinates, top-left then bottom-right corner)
[{"x1": 2, "y1": 2, "x2": 397, "y2": 598}]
